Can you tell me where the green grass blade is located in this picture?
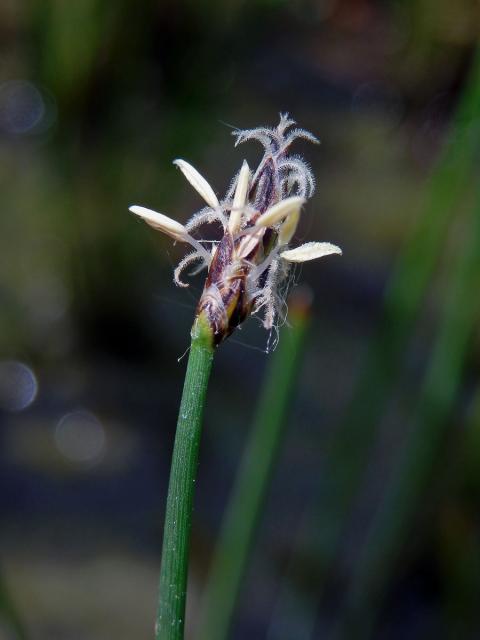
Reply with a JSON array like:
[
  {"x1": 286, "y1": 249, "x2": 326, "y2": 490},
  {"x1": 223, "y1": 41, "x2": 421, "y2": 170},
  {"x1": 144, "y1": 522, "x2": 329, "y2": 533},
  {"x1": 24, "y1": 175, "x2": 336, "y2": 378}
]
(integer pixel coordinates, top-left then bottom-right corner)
[
  {"x1": 334, "y1": 184, "x2": 480, "y2": 639},
  {"x1": 268, "y1": 47, "x2": 480, "y2": 639},
  {"x1": 198, "y1": 291, "x2": 312, "y2": 640},
  {"x1": 440, "y1": 389, "x2": 480, "y2": 639},
  {"x1": 0, "y1": 572, "x2": 27, "y2": 640},
  {"x1": 317, "y1": 45, "x2": 480, "y2": 557}
]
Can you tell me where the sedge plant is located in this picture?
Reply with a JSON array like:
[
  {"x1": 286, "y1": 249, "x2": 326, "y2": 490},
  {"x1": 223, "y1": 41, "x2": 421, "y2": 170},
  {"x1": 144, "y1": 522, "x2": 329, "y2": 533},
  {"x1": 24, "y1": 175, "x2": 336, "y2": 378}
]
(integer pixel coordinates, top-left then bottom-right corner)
[{"x1": 129, "y1": 115, "x2": 342, "y2": 640}]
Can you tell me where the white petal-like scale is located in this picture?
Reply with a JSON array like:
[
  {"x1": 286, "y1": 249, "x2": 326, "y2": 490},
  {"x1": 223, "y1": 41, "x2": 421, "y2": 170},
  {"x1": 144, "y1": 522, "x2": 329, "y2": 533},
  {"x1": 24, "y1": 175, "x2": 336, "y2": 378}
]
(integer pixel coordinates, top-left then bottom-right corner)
[
  {"x1": 173, "y1": 159, "x2": 220, "y2": 209},
  {"x1": 228, "y1": 160, "x2": 250, "y2": 234},
  {"x1": 254, "y1": 196, "x2": 305, "y2": 229},
  {"x1": 280, "y1": 241, "x2": 342, "y2": 262},
  {"x1": 129, "y1": 206, "x2": 187, "y2": 242}
]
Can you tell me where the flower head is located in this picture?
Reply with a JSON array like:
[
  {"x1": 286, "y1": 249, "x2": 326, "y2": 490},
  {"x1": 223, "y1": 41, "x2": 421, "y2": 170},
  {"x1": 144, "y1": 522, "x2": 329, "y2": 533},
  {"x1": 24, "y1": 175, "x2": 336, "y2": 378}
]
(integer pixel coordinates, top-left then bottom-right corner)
[{"x1": 130, "y1": 114, "x2": 341, "y2": 347}]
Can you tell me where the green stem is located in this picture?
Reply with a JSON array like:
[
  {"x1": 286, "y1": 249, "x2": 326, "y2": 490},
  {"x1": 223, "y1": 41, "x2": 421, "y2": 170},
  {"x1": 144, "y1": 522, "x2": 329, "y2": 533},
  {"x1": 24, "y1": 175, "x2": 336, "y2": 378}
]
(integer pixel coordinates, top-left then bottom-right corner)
[
  {"x1": 156, "y1": 314, "x2": 214, "y2": 640},
  {"x1": 198, "y1": 292, "x2": 311, "y2": 640}
]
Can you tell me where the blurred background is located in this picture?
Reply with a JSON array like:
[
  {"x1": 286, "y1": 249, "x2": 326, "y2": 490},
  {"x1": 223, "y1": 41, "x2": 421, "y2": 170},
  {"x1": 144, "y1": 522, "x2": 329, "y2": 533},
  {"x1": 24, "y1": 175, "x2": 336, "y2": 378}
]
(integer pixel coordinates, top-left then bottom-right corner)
[{"x1": 1, "y1": 1, "x2": 479, "y2": 638}]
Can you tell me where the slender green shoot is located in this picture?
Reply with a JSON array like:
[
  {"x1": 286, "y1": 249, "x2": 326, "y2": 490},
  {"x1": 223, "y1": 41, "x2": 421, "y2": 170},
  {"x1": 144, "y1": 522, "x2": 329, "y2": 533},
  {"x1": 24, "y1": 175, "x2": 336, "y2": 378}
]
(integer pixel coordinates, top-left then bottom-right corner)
[
  {"x1": 316, "y1": 44, "x2": 480, "y2": 558},
  {"x1": 0, "y1": 572, "x2": 26, "y2": 640},
  {"x1": 462, "y1": 386, "x2": 480, "y2": 493},
  {"x1": 440, "y1": 389, "x2": 480, "y2": 639},
  {"x1": 156, "y1": 314, "x2": 214, "y2": 640},
  {"x1": 334, "y1": 183, "x2": 480, "y2": 639},
  {"x1": 268, "y1": 46, "x2": 480, "y2": 639},
  {"x1": 198, "y1": 291, "x2": 312, "y2": 640}
]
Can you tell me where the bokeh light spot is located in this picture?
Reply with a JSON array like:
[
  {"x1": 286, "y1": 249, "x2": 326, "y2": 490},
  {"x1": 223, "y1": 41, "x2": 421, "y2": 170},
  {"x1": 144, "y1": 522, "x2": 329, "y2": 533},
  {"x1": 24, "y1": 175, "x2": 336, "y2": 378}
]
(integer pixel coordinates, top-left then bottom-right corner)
[
  {"x1": 0, "y1": 361, "x2": 38, "y2": 412},
  {"x1": 0, "y1": 80, "x2": 46, "y2": 134},
  {"x1": 55, "y1": 410, "x2": 106, "y2": 464}
]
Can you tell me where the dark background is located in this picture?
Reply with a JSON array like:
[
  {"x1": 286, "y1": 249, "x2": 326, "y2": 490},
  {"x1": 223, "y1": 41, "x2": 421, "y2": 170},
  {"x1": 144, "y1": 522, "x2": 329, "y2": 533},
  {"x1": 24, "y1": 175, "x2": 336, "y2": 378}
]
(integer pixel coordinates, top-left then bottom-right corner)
[{"x1": 1, "y1": 1, "x2": 479, "y2": 638}]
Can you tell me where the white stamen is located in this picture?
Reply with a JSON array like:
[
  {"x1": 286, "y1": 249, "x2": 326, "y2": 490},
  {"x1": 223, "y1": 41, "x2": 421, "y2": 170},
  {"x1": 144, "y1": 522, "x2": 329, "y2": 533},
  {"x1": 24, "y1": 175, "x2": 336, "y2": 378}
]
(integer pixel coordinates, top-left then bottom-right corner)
[
  {"x1": 228, "y1": 160, "x2": 250, "y2": 234},
  {"x1": 129, "y1": 206, "x2": 187, "y2": 242},
  {"x1": 173, "y1": 159, "x2": 220, "y2": 209},
  {"x1": 280, "y1": 241, "x2": 342, "y2": 262},
  {"x1": 129, "y1": 205, "x2": 211, "y2": 263},
  {"x1": 237, "y1": 227, "x2": 265, "y2": 259},
  {"x1": 278, "y1": 209, "x2": 300, "y2": 246},
  {"x1": 254, "y1": 196, "x2": 305, "y2": 229}
]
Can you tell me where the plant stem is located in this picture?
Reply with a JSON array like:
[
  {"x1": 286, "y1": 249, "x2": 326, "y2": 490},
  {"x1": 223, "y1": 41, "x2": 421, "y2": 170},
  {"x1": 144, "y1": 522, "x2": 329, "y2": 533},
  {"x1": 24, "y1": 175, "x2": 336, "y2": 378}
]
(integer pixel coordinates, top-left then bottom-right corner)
[
  {"x1": 198, "y1": 291, "x2": 312, "y2": 640},
  {"x1": 156, "y1": 314, "x2": 214, "y2": 640}
]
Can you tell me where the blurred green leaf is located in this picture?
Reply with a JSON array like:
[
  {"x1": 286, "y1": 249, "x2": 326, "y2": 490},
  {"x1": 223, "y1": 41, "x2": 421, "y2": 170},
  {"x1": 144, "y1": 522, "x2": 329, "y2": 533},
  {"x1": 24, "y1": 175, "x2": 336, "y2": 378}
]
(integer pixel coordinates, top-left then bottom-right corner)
[
  {"x1": 0, "y1": 571, "x2": 26, "y2": 640},
  {"x1": 198, "y1": 291, "x2": 312, "y2": 640},
  {"x1": 312, "y1": 43, "x2": 480, "y2": 589},
  {"x1": 334, "y1": 176, "x2": 480, "y2": 639}
]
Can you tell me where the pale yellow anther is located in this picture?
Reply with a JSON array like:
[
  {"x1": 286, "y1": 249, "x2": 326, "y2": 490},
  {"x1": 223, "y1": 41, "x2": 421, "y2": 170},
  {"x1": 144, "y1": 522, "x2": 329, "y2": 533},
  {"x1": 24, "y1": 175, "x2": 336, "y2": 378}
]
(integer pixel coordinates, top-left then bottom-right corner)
[
  {"x1": 173, "y1": 159, "x2": 220, "y2": 209},
  {"x1": 278, "y1": 209, "x2": 300, "y2": 246},
  {"x1": 228, "y1": 161, "x2": 250, "y2": 234},
  {"x1": 237, "y1": 228, "x2": 265, "y2": 259},
  {"x1": 280, "y1": 241, "x2": 342, "y2": 262},
  {"x1": 129, "y1": 206, "x2": 187, "y2": 242},
  {"x1": 254, "y1": 196, "x2": 305, "y2": 229}
]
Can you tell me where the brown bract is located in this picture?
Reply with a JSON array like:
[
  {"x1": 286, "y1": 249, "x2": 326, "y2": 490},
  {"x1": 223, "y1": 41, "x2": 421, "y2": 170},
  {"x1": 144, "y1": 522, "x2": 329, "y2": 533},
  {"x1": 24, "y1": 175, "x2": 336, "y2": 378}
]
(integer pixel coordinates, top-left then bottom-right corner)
[{"x1": 197, "y1": 231, "x2": 251, "y2": 344}]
